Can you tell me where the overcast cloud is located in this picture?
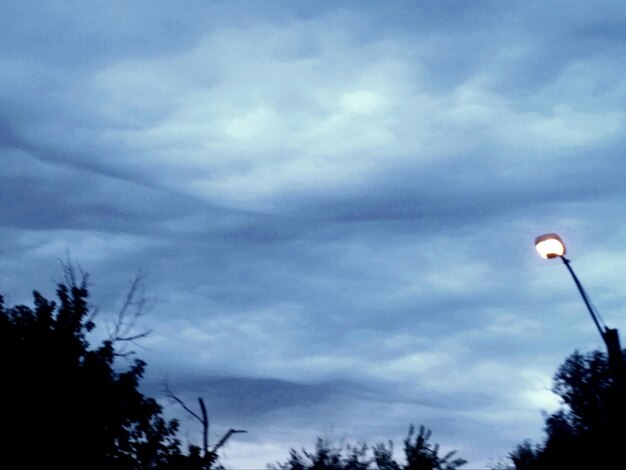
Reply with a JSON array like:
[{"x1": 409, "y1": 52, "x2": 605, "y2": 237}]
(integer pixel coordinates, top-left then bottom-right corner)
[{"x1": 2, "y1": 1, "x2": 626, "y2": 467}]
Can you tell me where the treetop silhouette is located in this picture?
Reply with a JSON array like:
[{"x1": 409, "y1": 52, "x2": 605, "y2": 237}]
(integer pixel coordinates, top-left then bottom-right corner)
[
  {"x1": 0, "y1": 266, "x2": 208, "y2": 469},
  {"x1": 271, "y1": 424, "x2": 466, "y2": 470}
]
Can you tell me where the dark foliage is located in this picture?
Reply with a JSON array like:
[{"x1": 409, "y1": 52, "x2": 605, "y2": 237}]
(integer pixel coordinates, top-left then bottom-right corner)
[
  {"x1": 501, "y1": 348, "x2": 626, "y2": 469},
  {"x1": 0, "y1": 270, "x2": 209, "y2": 469},
  {"x1": 271, "y1": 425, "x2": 466, "y2": 470},
  {"x1": 403, "y1": 425, "x2": 467, "y2": 470}
]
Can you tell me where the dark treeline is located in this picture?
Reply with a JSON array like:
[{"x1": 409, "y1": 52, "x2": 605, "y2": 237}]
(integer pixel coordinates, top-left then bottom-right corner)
[
  {"x1": 0, "y1": 269, "x2": 466, "y2": 469},
  {"x1": 2, "y1": 268, "x2": 623, "y2": 469},
  {"x1": 270, "y1": 425, "x2": 466, "y2": 470}
]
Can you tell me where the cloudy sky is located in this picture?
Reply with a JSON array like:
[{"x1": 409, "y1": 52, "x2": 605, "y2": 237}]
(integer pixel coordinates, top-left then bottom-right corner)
[{"x1": 2, "y1": 0, "x2": 626, "y2": 467}]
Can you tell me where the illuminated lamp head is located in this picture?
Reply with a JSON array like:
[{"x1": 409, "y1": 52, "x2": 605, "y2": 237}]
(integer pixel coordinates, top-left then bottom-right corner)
[{"x1": 535, "y1": 233, "x2": 566, "y2": 259}]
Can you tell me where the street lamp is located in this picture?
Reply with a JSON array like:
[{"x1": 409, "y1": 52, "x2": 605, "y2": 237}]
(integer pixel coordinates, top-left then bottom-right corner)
[
  {"x1": 534, "y1": 233, "x2": 624, "y2": 430},
  {"x1": 534, "y1": 233, "x2": 622, "y2": 356}
]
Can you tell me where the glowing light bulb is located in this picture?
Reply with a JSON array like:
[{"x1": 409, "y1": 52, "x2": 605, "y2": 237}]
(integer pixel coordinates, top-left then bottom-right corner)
[{"x1": 535, "y1": 233, "x2": 566, "y2": 259}]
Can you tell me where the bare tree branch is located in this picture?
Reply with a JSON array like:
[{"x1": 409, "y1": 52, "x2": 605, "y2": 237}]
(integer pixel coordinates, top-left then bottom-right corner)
[
  {"x1": 199, "y1": 397, "x2": 209, "y2": 456},
  {"x1": 212, "y1": 429, "x2": 247, "y2": 453},
  {"x1": 164, "y1": 383, "x2": 204, "y2": 423},
  {"x1": 115, "y1": 330, "x2": 153, "y2": 342},
  {"x1": 103, "y1": 269, "x2": 155, "y2": 357},
  {"x1": 164, "y1": 383, "x2": 246, "y2": 468},
  {"x1": 110, "y1": 269, "x2": 150, "y2": 340},
  {"x1": 58, "y1": 257, "x2": 101, "y2": 330}
]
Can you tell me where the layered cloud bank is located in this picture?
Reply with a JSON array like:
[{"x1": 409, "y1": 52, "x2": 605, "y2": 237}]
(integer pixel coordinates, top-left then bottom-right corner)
[{"x1": 2, "y1": 1, "x2": 626, "y2": 467}]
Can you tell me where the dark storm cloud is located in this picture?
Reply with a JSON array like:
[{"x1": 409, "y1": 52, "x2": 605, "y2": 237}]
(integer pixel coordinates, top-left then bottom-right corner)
[
  {"x1": 158, "y1": 377, "x2": 335, "y2": 419},
  {"x1": 146, "y1": 375, "x2": 493, "y2": 421},
  {"x1": 0, "y1": 152, "x2": 205, "y2": 231}
]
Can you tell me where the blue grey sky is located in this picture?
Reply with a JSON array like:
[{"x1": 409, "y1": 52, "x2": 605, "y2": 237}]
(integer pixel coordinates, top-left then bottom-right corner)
[{"x1": 2, "y1": 1, "x2": 626, "y2": 467}]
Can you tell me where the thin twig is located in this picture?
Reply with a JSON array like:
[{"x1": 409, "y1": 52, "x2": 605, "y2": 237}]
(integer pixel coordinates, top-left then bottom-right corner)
[{"x1": 164, "y1": 383, "x2": 204, "y2": 423}]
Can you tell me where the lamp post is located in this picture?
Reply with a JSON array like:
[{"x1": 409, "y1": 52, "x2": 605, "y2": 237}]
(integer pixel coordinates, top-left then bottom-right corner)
[
  {"x1": 534, "y1": 233, "x2": 624, "y2": 436},
  {"x1": 534, "y1": 233, "x2": 622, "y2": 362}
]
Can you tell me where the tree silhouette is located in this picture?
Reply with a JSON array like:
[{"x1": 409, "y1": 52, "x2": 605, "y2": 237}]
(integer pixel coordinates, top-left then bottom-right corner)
[
  {"x1": 403, "y1": 425, "x2": 467, "y2": 470},
  {"x1": 0, "y1": 267, "x2": 207, "y2": 469},
  {"x1": 500, "y1": 348, "x2": 626, "y2": 469},
  {"x1": 1, "y1": 267, "x2": 470, "y2": 469},
  {"x1": 372, "y1": 441, "x2": 401, "y2": 470},
  {"x1": 165, "y1": 384, "x2": 247, "y2": 468},
  {"x1": 505, "y1": 440, "x2": 540, "y2": 470},
  {"x1": 272, "y1": 438, "x2": 371, "y2": 470},
  {"x1": 271, "y1": 425, "x2": 466, "y2": 470}
]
